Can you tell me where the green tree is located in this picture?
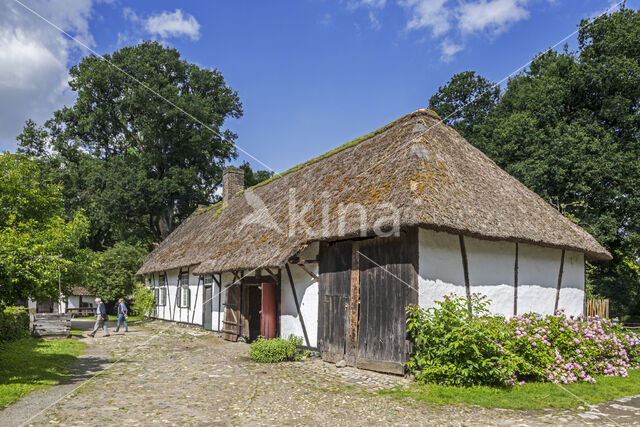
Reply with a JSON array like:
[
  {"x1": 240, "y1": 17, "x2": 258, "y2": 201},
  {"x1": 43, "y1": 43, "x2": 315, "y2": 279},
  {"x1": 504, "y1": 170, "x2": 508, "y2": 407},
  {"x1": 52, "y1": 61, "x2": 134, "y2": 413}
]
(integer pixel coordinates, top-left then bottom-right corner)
[
  {"x1": 83, "y1": 243, "x2": 148, "y2": 303},
  {"x1": 0, "y1": 154, "x2": 88, "y2": 305},
  {"x1": 239, "y1": 161, "x2": 274, "y2": 188},
  {"x1": 19, "y1": 41, "x2": 243, "y2": 247},
  {"x1": 428, "y1": 8, "x2": 640, "y2": 318},
  {"x1": 132, "y1": 283, "x2": 156, "y2": 318},
  {"x1": 428, "y1": 71, "x2": 500, "y2": 140}
]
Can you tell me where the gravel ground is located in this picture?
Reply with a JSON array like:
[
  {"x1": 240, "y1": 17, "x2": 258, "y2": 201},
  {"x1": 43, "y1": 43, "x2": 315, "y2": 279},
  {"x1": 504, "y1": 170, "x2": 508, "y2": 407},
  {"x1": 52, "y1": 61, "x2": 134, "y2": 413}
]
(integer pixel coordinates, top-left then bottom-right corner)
[{"x1": 3, "y1": 321, "x2": 639, "y2": 426}]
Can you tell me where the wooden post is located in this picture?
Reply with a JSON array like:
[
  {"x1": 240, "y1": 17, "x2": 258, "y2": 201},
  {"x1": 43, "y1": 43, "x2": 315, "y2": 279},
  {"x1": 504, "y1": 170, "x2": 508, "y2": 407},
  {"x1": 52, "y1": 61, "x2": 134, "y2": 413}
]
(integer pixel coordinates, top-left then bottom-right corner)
[
  {"x1": 347, "y1": 241, "x2": 361, "y2": 365},
  {"x1": 513, "y1": 243, "x2": 519, "y2": 316},
  {"x1": 583, "y1": 261, "x2": 587, "y2": 317},
  {"x1": 285, "y1": 263, "x2": 310, "y2": 348},
  {"x1": 191, "y1": 275, "x2": 202, "y2": 324},
  {"x1": 554, "y1": 249, "x2": 566, "y2": 313},
  {"x1": 458, "y1": 235, "x2": 472, "y2": 313},
  {"x1": 213, "y1": 274, "x2": 222, "y2": 332}
]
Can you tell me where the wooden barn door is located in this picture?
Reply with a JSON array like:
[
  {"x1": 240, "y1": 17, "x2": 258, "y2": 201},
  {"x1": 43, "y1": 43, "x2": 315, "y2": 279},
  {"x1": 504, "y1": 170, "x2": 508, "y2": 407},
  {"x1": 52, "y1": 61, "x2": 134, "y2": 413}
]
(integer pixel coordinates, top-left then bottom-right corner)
[
  {"x1": 222, "y1": 284, "x2": 241, "y2": 341},
  {"x1": 318, "y1": 240, "x2": 352, "y2": 363},
  {"x1": 356, "y1": 232, "x2": 418, "y2": 374}
]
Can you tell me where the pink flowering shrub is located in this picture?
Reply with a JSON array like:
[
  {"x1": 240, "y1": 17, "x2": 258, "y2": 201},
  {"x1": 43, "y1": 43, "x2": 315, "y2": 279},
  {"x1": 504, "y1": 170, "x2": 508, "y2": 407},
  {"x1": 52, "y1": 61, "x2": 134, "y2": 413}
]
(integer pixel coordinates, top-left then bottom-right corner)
[
  {"x1": 505, "y1": 310, "x2": 640, "y2": 384},
  {"x1": 406, "y1": 294, "x2": 640, "y2": 387}
]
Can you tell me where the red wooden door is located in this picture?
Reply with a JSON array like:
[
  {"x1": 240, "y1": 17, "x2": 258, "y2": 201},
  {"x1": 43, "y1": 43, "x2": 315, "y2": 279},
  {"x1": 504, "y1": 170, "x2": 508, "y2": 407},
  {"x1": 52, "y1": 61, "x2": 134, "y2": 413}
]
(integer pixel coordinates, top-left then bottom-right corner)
[{"x1": 261, "y1": 283, "x2": 277, "y2": 339}]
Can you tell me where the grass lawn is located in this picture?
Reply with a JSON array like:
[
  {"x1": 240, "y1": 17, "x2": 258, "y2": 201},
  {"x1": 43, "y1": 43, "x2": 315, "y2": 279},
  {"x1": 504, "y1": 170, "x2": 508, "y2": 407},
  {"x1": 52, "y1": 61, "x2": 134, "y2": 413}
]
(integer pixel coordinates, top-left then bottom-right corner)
[
  {"x1": 381, "y1": 369, "x2": 640, "y2": 410},
  {"x1": 0, "y1": 338, "x2": 86, "y2": 409}
]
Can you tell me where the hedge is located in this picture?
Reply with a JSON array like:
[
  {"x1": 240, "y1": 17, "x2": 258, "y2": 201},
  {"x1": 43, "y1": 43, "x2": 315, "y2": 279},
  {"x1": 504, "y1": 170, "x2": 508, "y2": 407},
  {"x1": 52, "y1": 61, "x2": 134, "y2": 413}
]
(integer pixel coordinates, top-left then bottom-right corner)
[{"x1": 0, "y1": 306, "x2": 30, "y2": 342}]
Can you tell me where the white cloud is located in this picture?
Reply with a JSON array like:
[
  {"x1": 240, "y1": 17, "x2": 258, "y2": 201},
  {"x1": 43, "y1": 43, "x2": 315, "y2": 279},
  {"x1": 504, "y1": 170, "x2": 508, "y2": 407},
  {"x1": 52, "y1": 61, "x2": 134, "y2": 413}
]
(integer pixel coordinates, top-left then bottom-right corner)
[
  {"x1": 349, "y1": 0, "x2": 388, "y2": 8},
  {"x1": 440, "y1": 38, "x2": 463, "y2": 62},
  {"x1": 458, "y1": 0, "x2": 530, "y2": 34},
  {"x1": 353, "y1": 0, "x2": 541, "y2": 61},
  {"x1": 368, "y1": 11, "x2": 382, "y2": 30},
  {"x1": 400, "y1": 0, "x2": 450, "y2": 36},
  {"x1": 318, "y1": 13, "x2": 333, "y2": 28},
  {"x1": 144, "y1": 9, "x2": 201, "y2": 41},
  {"x1": 0, "y1": 0, "x2": 95, "y2": 150}
]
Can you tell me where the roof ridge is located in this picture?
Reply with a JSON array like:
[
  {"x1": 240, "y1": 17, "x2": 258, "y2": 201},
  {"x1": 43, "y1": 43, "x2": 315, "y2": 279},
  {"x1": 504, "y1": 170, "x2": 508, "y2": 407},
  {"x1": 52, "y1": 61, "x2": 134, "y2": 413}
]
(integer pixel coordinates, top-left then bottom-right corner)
[
  {"x1": 231, "y1": 109, "x2": 441, "y2": 199},
  {"x1": 193, "y1": 109, "x2": 441, "y2": 218}
]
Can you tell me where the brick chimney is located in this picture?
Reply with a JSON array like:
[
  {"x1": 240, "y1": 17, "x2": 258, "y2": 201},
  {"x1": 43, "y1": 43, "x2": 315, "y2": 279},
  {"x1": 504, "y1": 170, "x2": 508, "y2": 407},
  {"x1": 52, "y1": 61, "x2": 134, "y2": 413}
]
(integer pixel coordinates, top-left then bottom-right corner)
[{"x1": 222, "y1": 167, "x2": 244, "y2": 207}]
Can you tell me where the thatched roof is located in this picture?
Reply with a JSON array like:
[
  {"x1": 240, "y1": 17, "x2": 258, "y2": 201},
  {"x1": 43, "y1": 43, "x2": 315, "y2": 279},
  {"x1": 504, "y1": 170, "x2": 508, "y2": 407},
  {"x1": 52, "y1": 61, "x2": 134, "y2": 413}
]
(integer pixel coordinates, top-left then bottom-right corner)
[
  {"x1": 70, "y1": 286, "x2": 93, "y2": 296},
  {"x1": 137, "y1": 109, "x2": 611, "y2": 275}
]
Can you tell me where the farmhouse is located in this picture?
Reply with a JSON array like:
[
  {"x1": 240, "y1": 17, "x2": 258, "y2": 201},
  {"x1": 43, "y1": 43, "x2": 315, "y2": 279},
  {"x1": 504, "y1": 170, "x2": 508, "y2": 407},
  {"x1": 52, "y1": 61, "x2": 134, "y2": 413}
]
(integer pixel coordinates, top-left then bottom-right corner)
[{"x1": 137, "y1": 109, "x2": 610, "y2": 374}]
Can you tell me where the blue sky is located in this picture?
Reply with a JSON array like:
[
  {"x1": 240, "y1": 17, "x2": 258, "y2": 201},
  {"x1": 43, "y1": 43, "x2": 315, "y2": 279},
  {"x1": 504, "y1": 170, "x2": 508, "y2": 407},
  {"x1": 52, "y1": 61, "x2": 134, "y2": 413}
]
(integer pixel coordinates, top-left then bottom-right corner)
[{"x1": 1, "y1": 0, "x2": 635, "y2": 173}]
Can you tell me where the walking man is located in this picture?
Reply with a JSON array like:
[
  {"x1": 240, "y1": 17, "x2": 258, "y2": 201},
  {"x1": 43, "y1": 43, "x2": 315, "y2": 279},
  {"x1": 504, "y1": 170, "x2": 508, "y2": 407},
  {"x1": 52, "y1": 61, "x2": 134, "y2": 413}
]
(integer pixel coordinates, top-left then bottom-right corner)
[
  {"x1": 87, "y1": 298, "x2": 109, "y2": 337},
  {"x1": 115, "y1": 298, "x2": 129, "y2": 333}
]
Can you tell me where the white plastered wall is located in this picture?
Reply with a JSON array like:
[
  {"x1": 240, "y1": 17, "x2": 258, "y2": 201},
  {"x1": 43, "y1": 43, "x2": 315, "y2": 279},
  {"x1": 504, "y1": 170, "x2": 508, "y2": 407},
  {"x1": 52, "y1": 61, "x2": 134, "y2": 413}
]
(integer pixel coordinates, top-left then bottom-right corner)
[
  {"x1": 281, "y1": 242, "x2": 319, "y2": 348},
  {"x1": 418, "y1": 228, "x2": 467, "y2": 308},
  {"x1": 418, "y1": 228, "x2": 585, "y2": 317},
  {"x1": 465, "y1": 236, "x2": 516, "y2": 317},
  {"x1": 517, "y1": 243, "x2": 563, "y2": 316},
  {"x1": 556, "y1": 250, "x2": 585, "y2": 316},
  {"x1": 149, "y1": 268, "x2": 178, "y2": 322},
  {"x1": 66, "y1": 296, "x2": 81, "y2": 309}
]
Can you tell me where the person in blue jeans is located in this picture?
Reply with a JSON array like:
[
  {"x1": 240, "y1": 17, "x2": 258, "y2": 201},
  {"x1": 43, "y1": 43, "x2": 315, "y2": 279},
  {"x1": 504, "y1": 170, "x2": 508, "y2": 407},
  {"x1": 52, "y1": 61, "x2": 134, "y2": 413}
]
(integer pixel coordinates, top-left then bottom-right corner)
[{"x1": 115, "y1": 298, "x2": 129, "y2": 332}]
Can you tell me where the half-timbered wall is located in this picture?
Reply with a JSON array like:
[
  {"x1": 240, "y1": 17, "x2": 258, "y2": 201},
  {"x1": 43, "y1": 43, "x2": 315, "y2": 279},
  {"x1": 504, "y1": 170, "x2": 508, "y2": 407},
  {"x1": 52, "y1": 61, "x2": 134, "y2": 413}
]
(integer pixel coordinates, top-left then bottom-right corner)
[
  {"x1": 281, "y1": 242, "x2": 319, "y2": 348},
  {"x1": 147, "y1": 268, "x2": 225, "y2": 328},
  {"x1": 418, "y1": 228, "x2": 585, "y2": 317}
]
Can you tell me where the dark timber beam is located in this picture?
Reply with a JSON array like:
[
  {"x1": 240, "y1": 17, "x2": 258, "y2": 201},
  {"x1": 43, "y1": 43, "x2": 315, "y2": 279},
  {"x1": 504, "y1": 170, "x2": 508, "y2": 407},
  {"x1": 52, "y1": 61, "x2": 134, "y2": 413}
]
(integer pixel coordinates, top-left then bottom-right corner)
[
  {"x1": 241, "y1": 276, "x2": 276, "y2": 285},
  {"x1": 296, "y1": 263, "x2": 319, "y2": 281},
  {"x1": 458, "y1": 235, "x2": 472, "y2": 313},
  {"x1": 285, "y1": 263, "x2": 310, "y2": 348},
  {"x1": 264, "y1": 267, "x2": 280, "y2": 283},
  {"x1": 347, "y1": 241, "x2": 361, "y2": 365},
  {"x1": 554, "y1": 249, "x2": 566, "y2": 313},
  {"x1": 192, "y1": 275, "x2": 201, "y2": 324},
  {"x1": 514, "y1": 243, "x2": 519, "y2": 316},
  {"x1": 212, "y1": 274, "x2": 221, "y2": 287}
]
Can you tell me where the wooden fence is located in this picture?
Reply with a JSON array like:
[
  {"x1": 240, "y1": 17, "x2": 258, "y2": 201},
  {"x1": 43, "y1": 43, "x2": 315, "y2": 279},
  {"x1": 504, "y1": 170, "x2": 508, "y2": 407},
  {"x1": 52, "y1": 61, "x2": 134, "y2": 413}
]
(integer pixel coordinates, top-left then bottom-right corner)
[{"x1": 586, "y1": 298, "x2": 609, "y2": 319}]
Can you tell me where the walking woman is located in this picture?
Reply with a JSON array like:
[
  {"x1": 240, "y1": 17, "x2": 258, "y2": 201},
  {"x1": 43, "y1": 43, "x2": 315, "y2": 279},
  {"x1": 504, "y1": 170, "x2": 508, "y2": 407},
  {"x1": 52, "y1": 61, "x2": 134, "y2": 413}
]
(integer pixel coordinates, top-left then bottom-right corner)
[{"x1": 115, "y1": 298, "x2": 129, "y2": 333}]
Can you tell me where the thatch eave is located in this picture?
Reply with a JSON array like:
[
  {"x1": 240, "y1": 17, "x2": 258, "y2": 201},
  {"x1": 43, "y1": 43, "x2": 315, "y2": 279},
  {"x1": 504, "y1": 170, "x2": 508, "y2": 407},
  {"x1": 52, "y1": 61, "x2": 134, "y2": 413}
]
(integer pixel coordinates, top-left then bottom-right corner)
[{"x1": 139, "y1": 108, "x2": 612, "y2": 277}]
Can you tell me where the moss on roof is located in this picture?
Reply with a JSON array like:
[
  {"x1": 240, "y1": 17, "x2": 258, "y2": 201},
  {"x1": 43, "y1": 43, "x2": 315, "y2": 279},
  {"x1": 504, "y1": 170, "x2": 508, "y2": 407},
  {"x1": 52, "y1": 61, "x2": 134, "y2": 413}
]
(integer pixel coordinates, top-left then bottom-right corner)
[{"x1": 235, "y1": 109, "x2": 442, "y2": 196}]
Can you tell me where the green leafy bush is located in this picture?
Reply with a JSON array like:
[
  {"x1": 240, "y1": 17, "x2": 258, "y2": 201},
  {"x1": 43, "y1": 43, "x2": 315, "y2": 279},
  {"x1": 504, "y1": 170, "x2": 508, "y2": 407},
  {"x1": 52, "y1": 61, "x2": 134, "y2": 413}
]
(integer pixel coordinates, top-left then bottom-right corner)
[
  {"x1": 132, "y1": 283, "x2": 155, "y2": 318},
  {"x1": 406, "y1": 295, "x2": 640, "y2": 387},
  {"x1": 249, "y1": 335, "x2": 309, "y2": 363},
  {"x1": 406, "y1": 295, "x2": 514, "y2": 387},
  {"x1": 0, "y1": 306, "x2": 30, "y2": 342}
]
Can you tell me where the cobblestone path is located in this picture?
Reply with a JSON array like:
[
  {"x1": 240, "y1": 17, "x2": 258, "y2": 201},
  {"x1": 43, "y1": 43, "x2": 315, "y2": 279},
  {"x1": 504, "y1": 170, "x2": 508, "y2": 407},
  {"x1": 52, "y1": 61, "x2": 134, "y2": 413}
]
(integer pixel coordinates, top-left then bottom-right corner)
[{"x1": 6, "y1": 321, "x2": 640, "y2": 426}]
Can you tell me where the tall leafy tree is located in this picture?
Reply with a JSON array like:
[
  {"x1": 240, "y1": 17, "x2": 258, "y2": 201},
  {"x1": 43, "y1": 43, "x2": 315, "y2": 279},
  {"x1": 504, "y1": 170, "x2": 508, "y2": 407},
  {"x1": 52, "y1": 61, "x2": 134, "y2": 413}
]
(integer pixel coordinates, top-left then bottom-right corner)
[
  {"x1": 428, "y1": 8, "x2": 640, "y2": 318},
  {"x1": 0, "y1": 154, "x2": 88, "y2": 305},
  {"x1": 428, "y1": 71, "x2": 500, "y2": 140},
  {"x1": 19, "y1": 41, "x2": 243, "y2": 247}
]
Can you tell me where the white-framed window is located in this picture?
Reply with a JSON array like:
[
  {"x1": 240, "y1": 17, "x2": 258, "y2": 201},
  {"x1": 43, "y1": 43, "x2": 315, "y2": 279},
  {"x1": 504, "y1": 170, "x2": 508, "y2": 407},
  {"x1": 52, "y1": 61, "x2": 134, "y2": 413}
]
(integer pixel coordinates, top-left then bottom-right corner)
[
  {"x1": 177, "y1": 271, "x2": 190, "y2": 308},
  {"x1": 178, "y1": 286, "x2": 190, "y2": 308},
  {"x1": 154, "y1": 287, "x2": 166, "y2": 306}
]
